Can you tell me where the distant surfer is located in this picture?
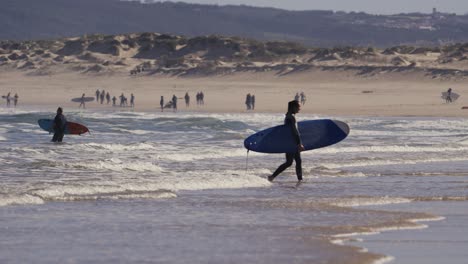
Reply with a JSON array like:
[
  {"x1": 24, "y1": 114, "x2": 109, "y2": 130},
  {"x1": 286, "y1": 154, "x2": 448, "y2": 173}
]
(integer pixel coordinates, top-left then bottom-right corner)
[
  {"x1": 268, "y1": 100, "x2": 304, "y2": 183},
  {"x1": 446, "y1": 88, "x2": 453, "y2": 103},
  {"x1": 160, "y1": 96, "x2": 164, "y2": 112},
  {"x1": 52, "y1": 107, "x2": 67, "y2": 143},
  {"x1": 79, "y1": 93, "x2": 86, "y2": 109},
  {"x1": 95, "y1": 89, "x2": 100, "y2": 102}
]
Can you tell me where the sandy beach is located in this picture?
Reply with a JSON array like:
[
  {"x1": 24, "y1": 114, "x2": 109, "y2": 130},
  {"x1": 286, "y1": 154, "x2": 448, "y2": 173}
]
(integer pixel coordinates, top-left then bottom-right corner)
[{"x1": 1, "y1": 69, "x2": 467, "y2": 117}]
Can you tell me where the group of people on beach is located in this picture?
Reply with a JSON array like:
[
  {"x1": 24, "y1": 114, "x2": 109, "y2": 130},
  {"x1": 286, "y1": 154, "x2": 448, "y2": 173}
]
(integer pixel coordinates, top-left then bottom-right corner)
[
  {"x1": 159, "y1": 92, "x2": 205, "y2": 112},
  {"x1": 78, "y1": 90, "x2": 135, "y2": 109},
  {"x1": 2, "y1": 92, "x2": 19, "y2": 107}
]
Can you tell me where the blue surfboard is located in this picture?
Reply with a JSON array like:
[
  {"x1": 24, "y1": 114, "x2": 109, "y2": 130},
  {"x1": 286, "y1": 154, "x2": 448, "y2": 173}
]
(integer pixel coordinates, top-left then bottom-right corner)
[{"x1": 244, "y1": 119, "x2": 349, "y2": 153}]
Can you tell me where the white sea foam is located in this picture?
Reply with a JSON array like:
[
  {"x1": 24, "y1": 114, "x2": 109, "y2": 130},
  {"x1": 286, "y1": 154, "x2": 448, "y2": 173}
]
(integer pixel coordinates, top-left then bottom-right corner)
[
  {"x1": 81, "y1": 142, "x2": 157, "y2": 151},
  {"x1": 330, "y1": 197, "x2": 413, "y2": 207},
  {"x1": 319, "y1": 156, "x2": 468, "y2": 169},
  {"x1": 316, "y1": 145, "x2": 468, "y2": 154},
  {"x1": 0, "y1": 194, "x2": 45, "y2": 207},
  {"x1": 66, "y1": 158, "x2": 163, "y2": 172}
]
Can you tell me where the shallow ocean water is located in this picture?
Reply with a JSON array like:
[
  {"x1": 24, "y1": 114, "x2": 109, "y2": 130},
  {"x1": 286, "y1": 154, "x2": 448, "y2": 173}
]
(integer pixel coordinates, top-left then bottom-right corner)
[{"x1": 0, "y1": 108, "x2": 467, "y2": 263}]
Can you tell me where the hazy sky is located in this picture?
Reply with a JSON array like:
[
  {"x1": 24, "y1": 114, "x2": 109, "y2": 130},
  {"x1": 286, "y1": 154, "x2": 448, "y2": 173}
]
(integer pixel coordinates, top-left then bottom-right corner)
[{"x1": 154, "y1": 0, "x2": 468, "y2": 14}]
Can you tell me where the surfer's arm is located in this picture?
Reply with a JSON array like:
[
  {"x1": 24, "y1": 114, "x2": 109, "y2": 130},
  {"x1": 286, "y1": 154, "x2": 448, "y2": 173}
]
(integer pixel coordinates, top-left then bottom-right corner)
[{"x1": 287, "y1": 116, "x2": 303, "y2": 147}]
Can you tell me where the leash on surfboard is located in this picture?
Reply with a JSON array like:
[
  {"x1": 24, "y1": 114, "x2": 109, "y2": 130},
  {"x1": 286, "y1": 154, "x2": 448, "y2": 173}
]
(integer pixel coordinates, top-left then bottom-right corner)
[{"x1": 245, "y1": 150, "x2": 250, "y2": 175}]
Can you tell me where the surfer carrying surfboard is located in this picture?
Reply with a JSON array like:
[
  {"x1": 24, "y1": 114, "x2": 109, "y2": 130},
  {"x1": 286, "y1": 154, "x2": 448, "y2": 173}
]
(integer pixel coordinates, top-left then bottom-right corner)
[
  {"x1": 79, "y1": 93, "x2": 86, "y2": 109},
  {"x1": 52, "y1": 107, "x2": 67, "y2": 143},
  {"x1": 268, "y1": 100, "x2": 305, "y2": 182}
]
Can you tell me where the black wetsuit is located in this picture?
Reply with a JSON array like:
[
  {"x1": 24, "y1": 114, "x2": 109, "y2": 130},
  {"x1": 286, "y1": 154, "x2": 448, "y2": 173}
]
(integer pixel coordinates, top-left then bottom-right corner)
[
  {"x1": 52, "y1": 114, "x2": 67, "y2": 142},
  {"x1": 270, "y1": 113, "x2": 303, "y2": 181}
]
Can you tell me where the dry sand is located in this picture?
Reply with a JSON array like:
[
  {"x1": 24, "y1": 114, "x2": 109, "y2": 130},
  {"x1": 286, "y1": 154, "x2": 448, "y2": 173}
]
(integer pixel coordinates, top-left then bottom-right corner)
[{"x1": 1, "y1": 69, "x2": 467, "y2": 117}]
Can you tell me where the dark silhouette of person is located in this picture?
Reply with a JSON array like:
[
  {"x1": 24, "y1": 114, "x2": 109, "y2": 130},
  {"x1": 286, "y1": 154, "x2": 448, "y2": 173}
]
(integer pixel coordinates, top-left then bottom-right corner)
[
  {"x1": 119, "y1": 93, "x2": 125, "y2": 107},
  {"x1": 251, "y1": 94, "x2": 256, "y2": 110},
  {"x1": 112, "y1": 96, "x2": 116, "y2": 106},
  {"x1": 13, "y1": 93, "x2": 18, "y2": 107},
  {"x1": 52, "y1": 107, "x2": 67, "y2": 143},
  {"x1": 130, "y1": 93, "x2": 135, "y2": 108},
  {"x1": 200, "y1": 92, "x2": 205, "y2": 105},
  {"x1": 294, "y1": 92, "x2": 300, "y2": 102},
  {"x1": 185, "y1": 92, "x2": 190, "y2": 107},
  {"x1": 300, "y1": 92, "x2": 306, "y2": 105},
  {"x1": 446, "y1": 88, "x2": 453, "y2": 103},
  {"x1": 6, "y1": 92, "x2": 11, "y2": 107},
  {"x1": 160, "y1": 96, "x2": 164, "y2": 112},
  {"x1": 172, "y1": 95, "x2": 178, "y2": 112},
  {"x1": 95, "y1": 89, "x2": 100, "y2": 102},
  {"x1": 106, "y1": 92, "x2": 111, "y2": 104},
  {"x1": 245, "y1": 93, "x2": 251, "y2": 110},
  {"x1": 100, "y1": 90, "x2": 105, "y2": 104},
  {"x1": 268, "y1": 100, "x2": 304, "y2": 182},
  {"x1": 79, "y1": 93, "x2": 86, "y2": 109}
]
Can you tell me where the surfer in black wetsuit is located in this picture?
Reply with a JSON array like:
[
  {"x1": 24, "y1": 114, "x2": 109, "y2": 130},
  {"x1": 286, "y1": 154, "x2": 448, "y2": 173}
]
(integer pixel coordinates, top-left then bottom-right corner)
[
  {"x1": 52, "y1": 107, "x2": 67, "y2": 143},
  {"x1": 268, "y1": 100, "x2": 305, "y2": 182}
]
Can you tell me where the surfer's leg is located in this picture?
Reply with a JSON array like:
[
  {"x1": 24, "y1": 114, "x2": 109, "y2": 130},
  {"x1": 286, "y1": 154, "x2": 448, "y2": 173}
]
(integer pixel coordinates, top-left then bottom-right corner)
[
  {"x1": 294, "y1": 152, "x2": 302, "y2": 181},
  {"x1": 269, "y1": 153, "x2": 294, "y2": 181},
  {"x1": 57, "y1": 133, "x2": 64, "y2": 142}
]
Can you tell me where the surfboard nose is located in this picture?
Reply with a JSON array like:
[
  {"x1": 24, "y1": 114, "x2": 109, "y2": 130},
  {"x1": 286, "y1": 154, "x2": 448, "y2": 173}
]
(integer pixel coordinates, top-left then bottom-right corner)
[{"x1": 333, "y1": 120, "x2": 350, "y2": 135}]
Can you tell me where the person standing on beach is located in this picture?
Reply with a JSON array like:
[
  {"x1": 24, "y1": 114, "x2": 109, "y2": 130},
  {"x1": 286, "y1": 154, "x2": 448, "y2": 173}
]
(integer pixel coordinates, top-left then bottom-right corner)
[
  {"x1": 52, "y1": 107, "x2": 67, "y2": 143},
  {"x1": 251, "y1": 94, "x2": 255, "y2": 110},
  {"x1": 268, "y1": 100, "x2": 304, "y2": 183},
  {"x1": 300, "y1": 92, "x2": 306, "y2": 105},
  {"x1": 245, "y1": 93, "x2": 251, "y2": 110},
  {"x1": 112, "y1": 96, "x2": 116, "y2": 106},
  {"x1": 172, "y1": 95, "x2": 178, "y2": 112},
  {"x1": 6, "y1": 92, "x2": 11, "y2": 107},
  {"x1": 185, "y1": 92, "x2": 190, "y2": 107},
  {"x1": 106, "y1": 92, "x2": 111, "y2": 104},
  {"x1": 294, "y1": 92, "x2": 300, "y2": 102},
  {"x1": 13, "y1": 93, "x2": 18, "y2": 107},
  {"x1": 119, "y1": 93, "x2": 125, "y2": 107},
  {"x1": 160, "y1": 96, "x2": 164, "y2": 112},
  {"x1": 446, "y1": 88, "x2": 453, "y2": 103},
  {"x1": 100, "y1": 90, "x2": 105, "y2": 104},
  {"x1": 95, "y1": 89, "x2": 100, "y2": 102},
  {"x1": 79, "y1": 93, "x2": 86, "y2": 109},
  {"x1": 130, "y1": 93, "x2": 135, "y2": 108}
]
